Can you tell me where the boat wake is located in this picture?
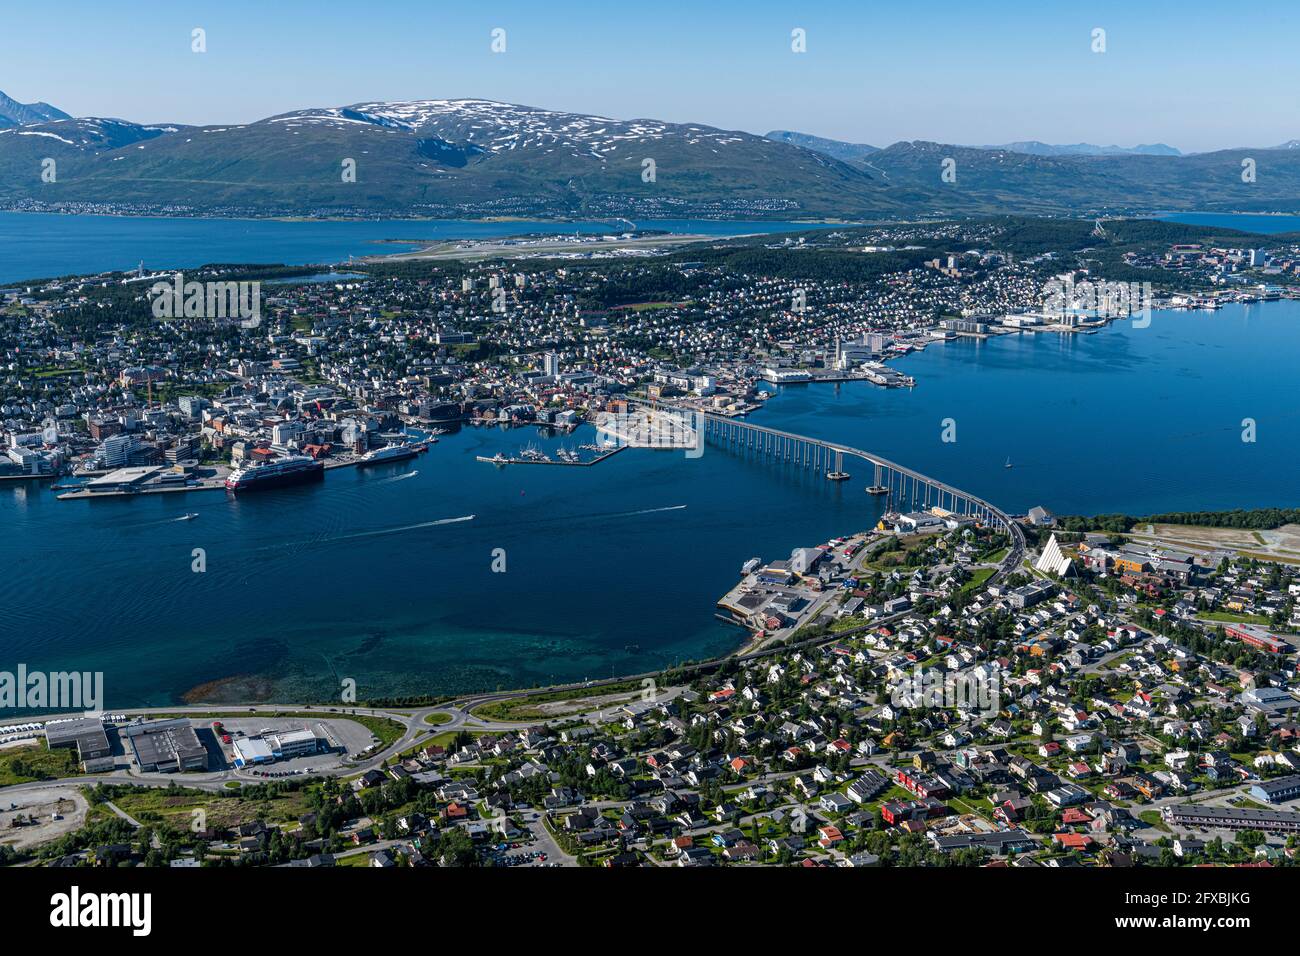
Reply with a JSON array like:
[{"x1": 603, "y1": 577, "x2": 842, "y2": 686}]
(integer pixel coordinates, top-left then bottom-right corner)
[
  {"x1": 375, "y1": 469, "x2": 419, "y2": 483},
  {"x1": 593, "y1": 504, "x2": 688, "y2": 520},
  {"x1": 474, "y1": 504, "x2": 686, "y2": 537},
  {"x1": 257, "y1": 515, "x2": 475, "y2": 554},
  {"x1": 118, "y1": 514, "x2": 201, "y2": 529},
  {"x1": 327, "y1": 515, "x2": 475, "y2": 542}
]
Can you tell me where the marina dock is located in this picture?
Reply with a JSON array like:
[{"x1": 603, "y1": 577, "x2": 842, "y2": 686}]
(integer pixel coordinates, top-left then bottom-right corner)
[{"x1": 476, "y1": 445, "x2": 627, "y2": 467}]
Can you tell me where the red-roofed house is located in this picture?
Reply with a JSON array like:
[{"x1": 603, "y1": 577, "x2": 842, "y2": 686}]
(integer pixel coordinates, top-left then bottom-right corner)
[
  {"x1": 818, "y1": 825, "x2": 844, "y2": 848},
  {"x1": 1053, "y1": 832, "x2": 1094, "y2": 851}
]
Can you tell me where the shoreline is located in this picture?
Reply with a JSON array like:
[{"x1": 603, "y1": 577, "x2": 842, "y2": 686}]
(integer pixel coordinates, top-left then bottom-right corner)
[
  {"x1": 7, "y1": 205, "x2": 1300, "y2": 226},
  {"x1": 0, "y1": 212, "x2": 836, "y2": 286},
  {"x1": 0, "y1": 206, "x2": 845, "y2": 226},
  {"x1": 8, "y1": 246, "x2": 1300, "y2": 709}
]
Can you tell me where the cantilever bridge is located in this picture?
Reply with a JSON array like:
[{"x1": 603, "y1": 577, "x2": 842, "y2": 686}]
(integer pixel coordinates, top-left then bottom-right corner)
[{"x1": 630, "y1": 400, "x2": 1025, "y2": 575}]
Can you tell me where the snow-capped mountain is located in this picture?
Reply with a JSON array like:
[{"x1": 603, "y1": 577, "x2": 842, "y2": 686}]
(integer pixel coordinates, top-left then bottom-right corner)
[
  {"x1": 0, "y1": 117, "x2": 181, "y2": 150},
  {"x1": 3, "y1": 94, "x2": 1300, "y2": 218},
  {"x1": 0, "y1": 97, "x2": 894, "y2": 218},
  {"x1": 269, "y1": 99, "x2": 754, "y2": 159}
]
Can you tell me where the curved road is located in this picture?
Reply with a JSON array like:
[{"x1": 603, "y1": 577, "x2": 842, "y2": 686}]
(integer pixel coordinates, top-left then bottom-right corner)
[{"x1": 1, "y1": 417, "x2": 1024, "y2": 805}]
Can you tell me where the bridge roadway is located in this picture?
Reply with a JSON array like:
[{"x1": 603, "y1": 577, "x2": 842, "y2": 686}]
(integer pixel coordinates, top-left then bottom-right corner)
[
  {"x1": 0, "y1": 407, "x2": 1025, "y2": 801},
  {"x1": 630, "y1": 399, "x2": 1025, "y2": 554}
]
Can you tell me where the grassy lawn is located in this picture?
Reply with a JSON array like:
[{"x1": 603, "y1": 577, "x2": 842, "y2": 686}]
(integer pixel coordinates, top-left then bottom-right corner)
[
  {"x1": 1138, "y1": 809, "x2": 1169, "y2": 832},
  {"x1": 423, "y1": 712, "x2": 454, "y2": 726},
  {"x1": 615, "y1": 300, "x2": 695, "y2": 312},
  {"x1": 92, "y1": 784, "x2": 312, "y2": 830},
  {"x1": 422, "y1": 730, "x2": 489, "y2": 751},
  {"x1": 0, "y1": 744, "x2": 80, "y2": 786},
  {"x1": 948, "y1": 796, "x2": 991, "y2": 821},
  {"x1": 1238, "y1": 550, "x2": 1300, "y2": 566},
  {"x1": 864, "y1": 536, "x2": 930, "y2": 571},
  {"x1": 829, "y1": 616, "x2": 866, "y2": 633},
  {"x1": 961, "y1": 567, "x2": 996, "y2": 593},
  {"x1": 470, "y1": 680, "x2": 646, "y2": 722},
  {"x1": 1197, "y1": 611, "x2": 1271, "y2": 626},
  {"x1": 33, "y1": 365, "x2": 87, "y2": 379}
]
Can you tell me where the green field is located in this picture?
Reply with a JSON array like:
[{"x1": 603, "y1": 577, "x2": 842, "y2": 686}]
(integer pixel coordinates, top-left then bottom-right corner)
[
  {"x1": 0, "y1": 744, "x2": 79, "y2": 786},
  {"x1": 471, "y1": 680, "x2": 647, "y2": 722},
  {"x1": 1138, "y1": 810, "x2": 1170, "y2": 832},
  {"x1": 1198, "y1": 611, "x2": 1271, "y2": 626},
  {"x1": 89, "y1": 784, "x2": 312, "y2": 830},
  {"x1": 961, "y1": 567, "x2": 996, "y2": 592}
]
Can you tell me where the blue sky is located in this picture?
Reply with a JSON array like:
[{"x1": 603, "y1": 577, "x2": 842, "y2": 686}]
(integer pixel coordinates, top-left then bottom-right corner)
[{"x1": 3, "y1": 0, "x2": 1296, "y2": 152}]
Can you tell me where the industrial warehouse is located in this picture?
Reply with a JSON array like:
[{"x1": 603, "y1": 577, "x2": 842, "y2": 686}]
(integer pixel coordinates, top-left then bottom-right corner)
[
  {"x1": 43, "y1": 715, "x2": 114, "y2": 772},
  {"x1": 121, "y1": 718, "x2": 208, "y2": 772},
  {"x1": 230, "y1": 728, "x2": 321, "y2": 767}
]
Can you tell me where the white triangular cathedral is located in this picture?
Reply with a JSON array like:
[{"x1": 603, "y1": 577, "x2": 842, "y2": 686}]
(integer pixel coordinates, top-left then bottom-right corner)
[{"x1": 1035, "y1": 533, "x2": 1073, "y2": 577}]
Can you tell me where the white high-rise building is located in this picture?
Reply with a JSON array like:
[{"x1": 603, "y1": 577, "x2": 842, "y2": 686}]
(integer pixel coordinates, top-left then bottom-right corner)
[{"x1": 96, "y1": 433, "x2": 140, "y2": 468}]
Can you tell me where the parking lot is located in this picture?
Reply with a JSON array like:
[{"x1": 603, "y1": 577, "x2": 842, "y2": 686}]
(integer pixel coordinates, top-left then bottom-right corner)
[
  {"x1": 201, "y1": 716, "x2": 379, "y2": 777},
  {"x1": 485, "y1": 835, "x2": 555, "y2": 868}
]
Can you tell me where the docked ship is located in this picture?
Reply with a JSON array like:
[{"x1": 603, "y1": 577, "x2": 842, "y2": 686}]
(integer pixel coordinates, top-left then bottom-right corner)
[
  {"x1": 357, "y1": 442, "x2": 422, "y2": 467},
  {"x1": 224, "y1": 455, "x2": 324, "y2": 492}
]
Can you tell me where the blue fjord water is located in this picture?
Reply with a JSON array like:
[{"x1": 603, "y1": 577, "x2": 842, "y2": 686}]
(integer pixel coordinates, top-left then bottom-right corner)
[
  {"x1": 0, "y1": 208, "x2": 1292, "y2": 287},
  {"x1": 0, "y1": 212, "x2": 827, "y2": 285},
  {"x1": 3, "y1": 300, "x2": 1299, "y2": 707},
  {"x1": 1, "y1": 210, "x2": 1298, "y2": 707}
]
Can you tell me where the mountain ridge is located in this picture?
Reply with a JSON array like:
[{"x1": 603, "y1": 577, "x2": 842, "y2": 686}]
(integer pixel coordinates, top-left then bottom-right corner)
[
  {"x1": 766, "y1": 131, "x2": 1184, "y2": 159},
  {"x1": 0, "y1": 97, "x2": 913, "y2": 219},
  {"x1": 0, "y1": 89, "x2": 70, "y2": 127},
  {"x1": 980, "y1": 140, "x2": 1182, "y2": 157},
  {"x1": 2, "y1": 93, "x2": 1299, "y2": 219}
]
